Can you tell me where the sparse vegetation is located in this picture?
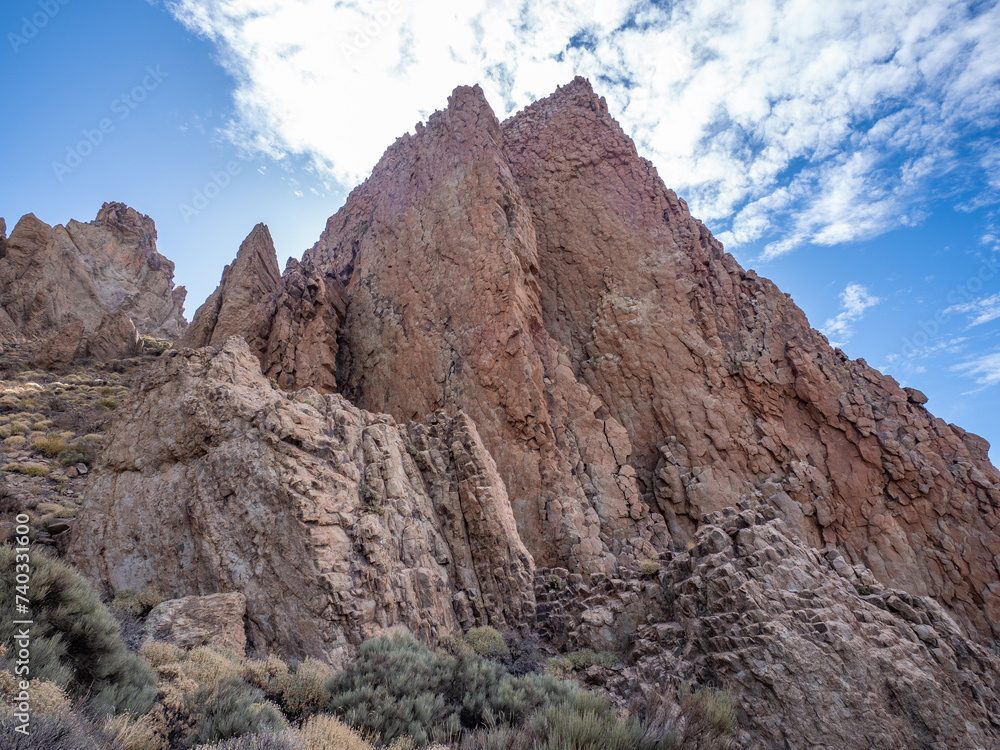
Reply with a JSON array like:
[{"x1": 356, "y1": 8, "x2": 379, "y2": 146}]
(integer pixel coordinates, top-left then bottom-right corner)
[
  {"x1": 464, "y1": 626, "x2": 510, "y2": 662},
  {"x1": 0, "y1": 546, "x2": 157, "y2": 714},
  {"x1": 2, "y1": 462, "x2": 50, "y2": 477},
  {"x1": 639, "y1": 559, "x2": 662, "y2": 578},
  {"x1": 360, "y1": 484, "x2": 384, "y2": 514},
  {"x1": 141, "y1": 335, "x2": 174, "y2": 355}
]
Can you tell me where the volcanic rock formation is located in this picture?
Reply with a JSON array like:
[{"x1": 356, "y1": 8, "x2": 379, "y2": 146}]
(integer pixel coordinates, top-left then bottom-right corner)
[
  {"x1": 185, "y1": 222, "x2": 347, "y2": 393},
  {"x1": 190, "y1": 78, "x2": 998, "y2": 642},
  {"x1": 65, "y1": 77, "x2": 1000, "y2": 748},
  {"x1": 182, "y1": 223, "x2": 282, "y2": 349},
  {"x1": 610, "y1": 508, "x2": 1000, "y2": 748},
  {"x1": 0, "y1": 202, "x2": 187, "y2": 343},
  {"x1": 66, "y1": 338, "x2": 535, "y2": 665}
]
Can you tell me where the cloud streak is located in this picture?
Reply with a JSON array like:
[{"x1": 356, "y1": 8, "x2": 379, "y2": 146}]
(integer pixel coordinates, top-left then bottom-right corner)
[
  {"x1": 822, "y1": 283, "x2": 882, "y2": 347},
  {"x1": 163, "y1": 0, "x2": 1000, "y2": 259}
]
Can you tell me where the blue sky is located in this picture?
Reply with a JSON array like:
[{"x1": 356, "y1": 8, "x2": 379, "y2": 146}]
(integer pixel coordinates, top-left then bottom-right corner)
[{"x1": 1, "y1": 0, "x2": 998, "y2": 461}]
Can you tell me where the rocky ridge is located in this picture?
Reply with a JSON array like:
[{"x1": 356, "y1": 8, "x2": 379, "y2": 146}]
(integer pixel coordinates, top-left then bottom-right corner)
[
  {"x1": 66, "y1": 338, "x2": 535, "y2": 665},
  {"x1": 11, "y1": 76, "x2": 999, "y2": 748},
  {"x1": 190, "y1": 78, "x2": 999, "y2": 644},
  {"x1": 0, "y1": 202, "x2": 187, "y2": 344}
]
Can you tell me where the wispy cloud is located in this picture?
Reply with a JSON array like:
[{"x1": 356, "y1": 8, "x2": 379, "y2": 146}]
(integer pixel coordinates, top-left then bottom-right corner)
[
  {"x1": 822, "y1": 283, "x2": 881, "y2": 347},
  {"x1": 953, "y1": 351, "x2": 1000, "y2": 388},
  {"x1": 162, "y1": 0, "x2": 1000, "y2": 258},
  {"x1": 946, "y1": 292, "x2": 1000, "y2": 327}
]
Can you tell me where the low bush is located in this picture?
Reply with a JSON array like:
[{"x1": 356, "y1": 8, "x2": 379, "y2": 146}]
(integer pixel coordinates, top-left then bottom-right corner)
[
  {"x1": 0, "y1": 707, "x2": 125, "y2": 750},
  {"x1": 188, "y1": 676, "x2": 286, "y2": 744},
  {"x1": 275, "y1": 658, "x2": 333, "y2": 719},
  {"x1": 58, "y1": 435, "x2": 103, "y2": 467},
  {"x1": 2, "y1": 462, "x2": 49, "y2": 477},
  {"x1": 0, "y1": 546, "x2": 157, "y2": 714},
  {"x1": 566, "y1": 649, "x2": 618, "y2": 670},
  {"x1": 460, "y1": 701, "x2": 648, "y2": 750},
  {"x1": 464, "y1": 626, "x2": 510, "y2": 661},
  {"x1": 29, "y1": 433, "x2": 67, "y2": 458},
  {"x1": 325, "y1": 631, "x2": 585, "y2": 747},
  {"x1": 639, "y1": 560, "x2": 662, "y2": 578},
  {"x1": 295, "y1": 714, "x2": 377, "y2": 750},
  {"x1": 194, "y1": 732, "x2": 298, "y2": 750}
]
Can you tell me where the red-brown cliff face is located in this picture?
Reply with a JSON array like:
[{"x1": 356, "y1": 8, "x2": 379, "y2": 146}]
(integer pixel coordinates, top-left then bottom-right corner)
[{"x1": 190, "y1": 78, "x2": 999, "y2": 643}]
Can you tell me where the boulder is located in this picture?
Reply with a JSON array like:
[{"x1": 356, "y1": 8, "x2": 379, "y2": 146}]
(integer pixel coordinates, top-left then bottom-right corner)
[
  {"x1": 144, "y1": 592, "x2": 248, "y2": 657},
  {"x1": 29, "y1": 318, "x2": 84, "y2": 369},
  {"x1": 85, "y1": 310, "x2": 143, "y2": 360}
]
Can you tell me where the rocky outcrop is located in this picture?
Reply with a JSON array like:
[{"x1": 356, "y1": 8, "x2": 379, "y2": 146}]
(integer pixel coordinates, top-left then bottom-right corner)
[
  {"x1": 0, "y1": 202, "x2": 187, "y2": 342},
  {"x1": 185, "y1": 225, "x2": 347, "y2": 392},
  {"x1": 248, "y1": 256, "x2": 347, "y2": 392},
  {"x1": 610, "y1": 508, "x2": 1000, "y2": 749},
  {"x1": 30, "y1": 318, "x2": 85, "y2": 369},
  {"x1": 182, "y1": 223, "x2": 282, "y2": 349},
  {"x1": 85, "y1": 310, "x2": 144, "y2": 360},
  {"x1": 144, "y1": 593, "x2": 248, "y2": 657},
  {"x1": 500, "y1": 78, "x2": 1000, "y2": 642},
  {"x1": 305, "y1": 84, "x2": 663, "y2": 576},
  {"x1": 277, "y1": 78, "x2": 1000, "y2": 643},
  {"x1": 66, "y1": 339, "x2": 534, "y2": 664}
]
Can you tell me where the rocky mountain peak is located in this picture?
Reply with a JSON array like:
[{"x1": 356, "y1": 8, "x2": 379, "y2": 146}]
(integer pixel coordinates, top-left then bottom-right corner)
[
  {"x1": 182, "y1": 222, "x2": 281, "y2": 349},
  {"x1": 94, "y1": 201, "x2": 157, "y2": 243},
  {"x1": 0, "y1": 203, "x2": 187, "y2": 343},
  {"x1": 45, "y1": 78, "x2": 1000, "y2": 749}
]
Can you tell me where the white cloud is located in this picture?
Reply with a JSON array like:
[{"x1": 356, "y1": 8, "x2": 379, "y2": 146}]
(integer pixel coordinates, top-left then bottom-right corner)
[
  {"x1": 953, "y1": 351, "x2": 1000, "y2": 387},
  {"x1": 821, "y1": 283, "x2": 881, "y2": 346},
  {"x1": 945, "y1": 292, "x2": 1000, "y2": 327},
  {"x1": 163, "y1": 0, "x2": 1000, "y2": 256}
]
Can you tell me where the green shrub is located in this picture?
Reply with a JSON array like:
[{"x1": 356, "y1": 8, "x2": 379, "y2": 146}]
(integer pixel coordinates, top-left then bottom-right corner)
[
  {"x1": 546, "y1": 575, "x2": 564, "y2": 590},
  {"x1": 188, "y1": 676, "x2": 285, "y2": 744},
  {"x1": 360, "y1": 485, "x2": 384, "y2": 515},
  {"x1": 141, "y1": 335, "x2": 173, "y2": 356},
  {"x1": 97, "y1": 397, "x2": 119, "y2": 410},
  {"x1": 674, "y1": 686, "x2": 736, "y2": 745},
  {"x1": 195, "y1": 732, "x2": 298, "y2": 750},
  {"x1": 0, "y1": 707, "x2": 124, "y2": 750},
  {"x1": 325, "y1": 632, "x2": 583, "y2": 746},
  {"x1": 638, "y1": 560, "x2": 662, "y2": 578},
  {"x1": 58, "y1": 435, "x2": 102, "y2": 467},
  {"x1": 2, "y1": 462, "x2": 50, "y2": 477},
  {"x1": 565, "y1": 649, "x2": 618, "y2": 670},
  {"x1": 29, "y1": 434, "x2": 67, "y2": 458},
  {"x1": 0, "y1": 546, "x2": 157, "y2": 714},
  {"x1": 464, "y1": 627, "x2": 510, "y2": 662},
  {"x1": 461, "y1": 705, "x2": 643, "y2": 750}
]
